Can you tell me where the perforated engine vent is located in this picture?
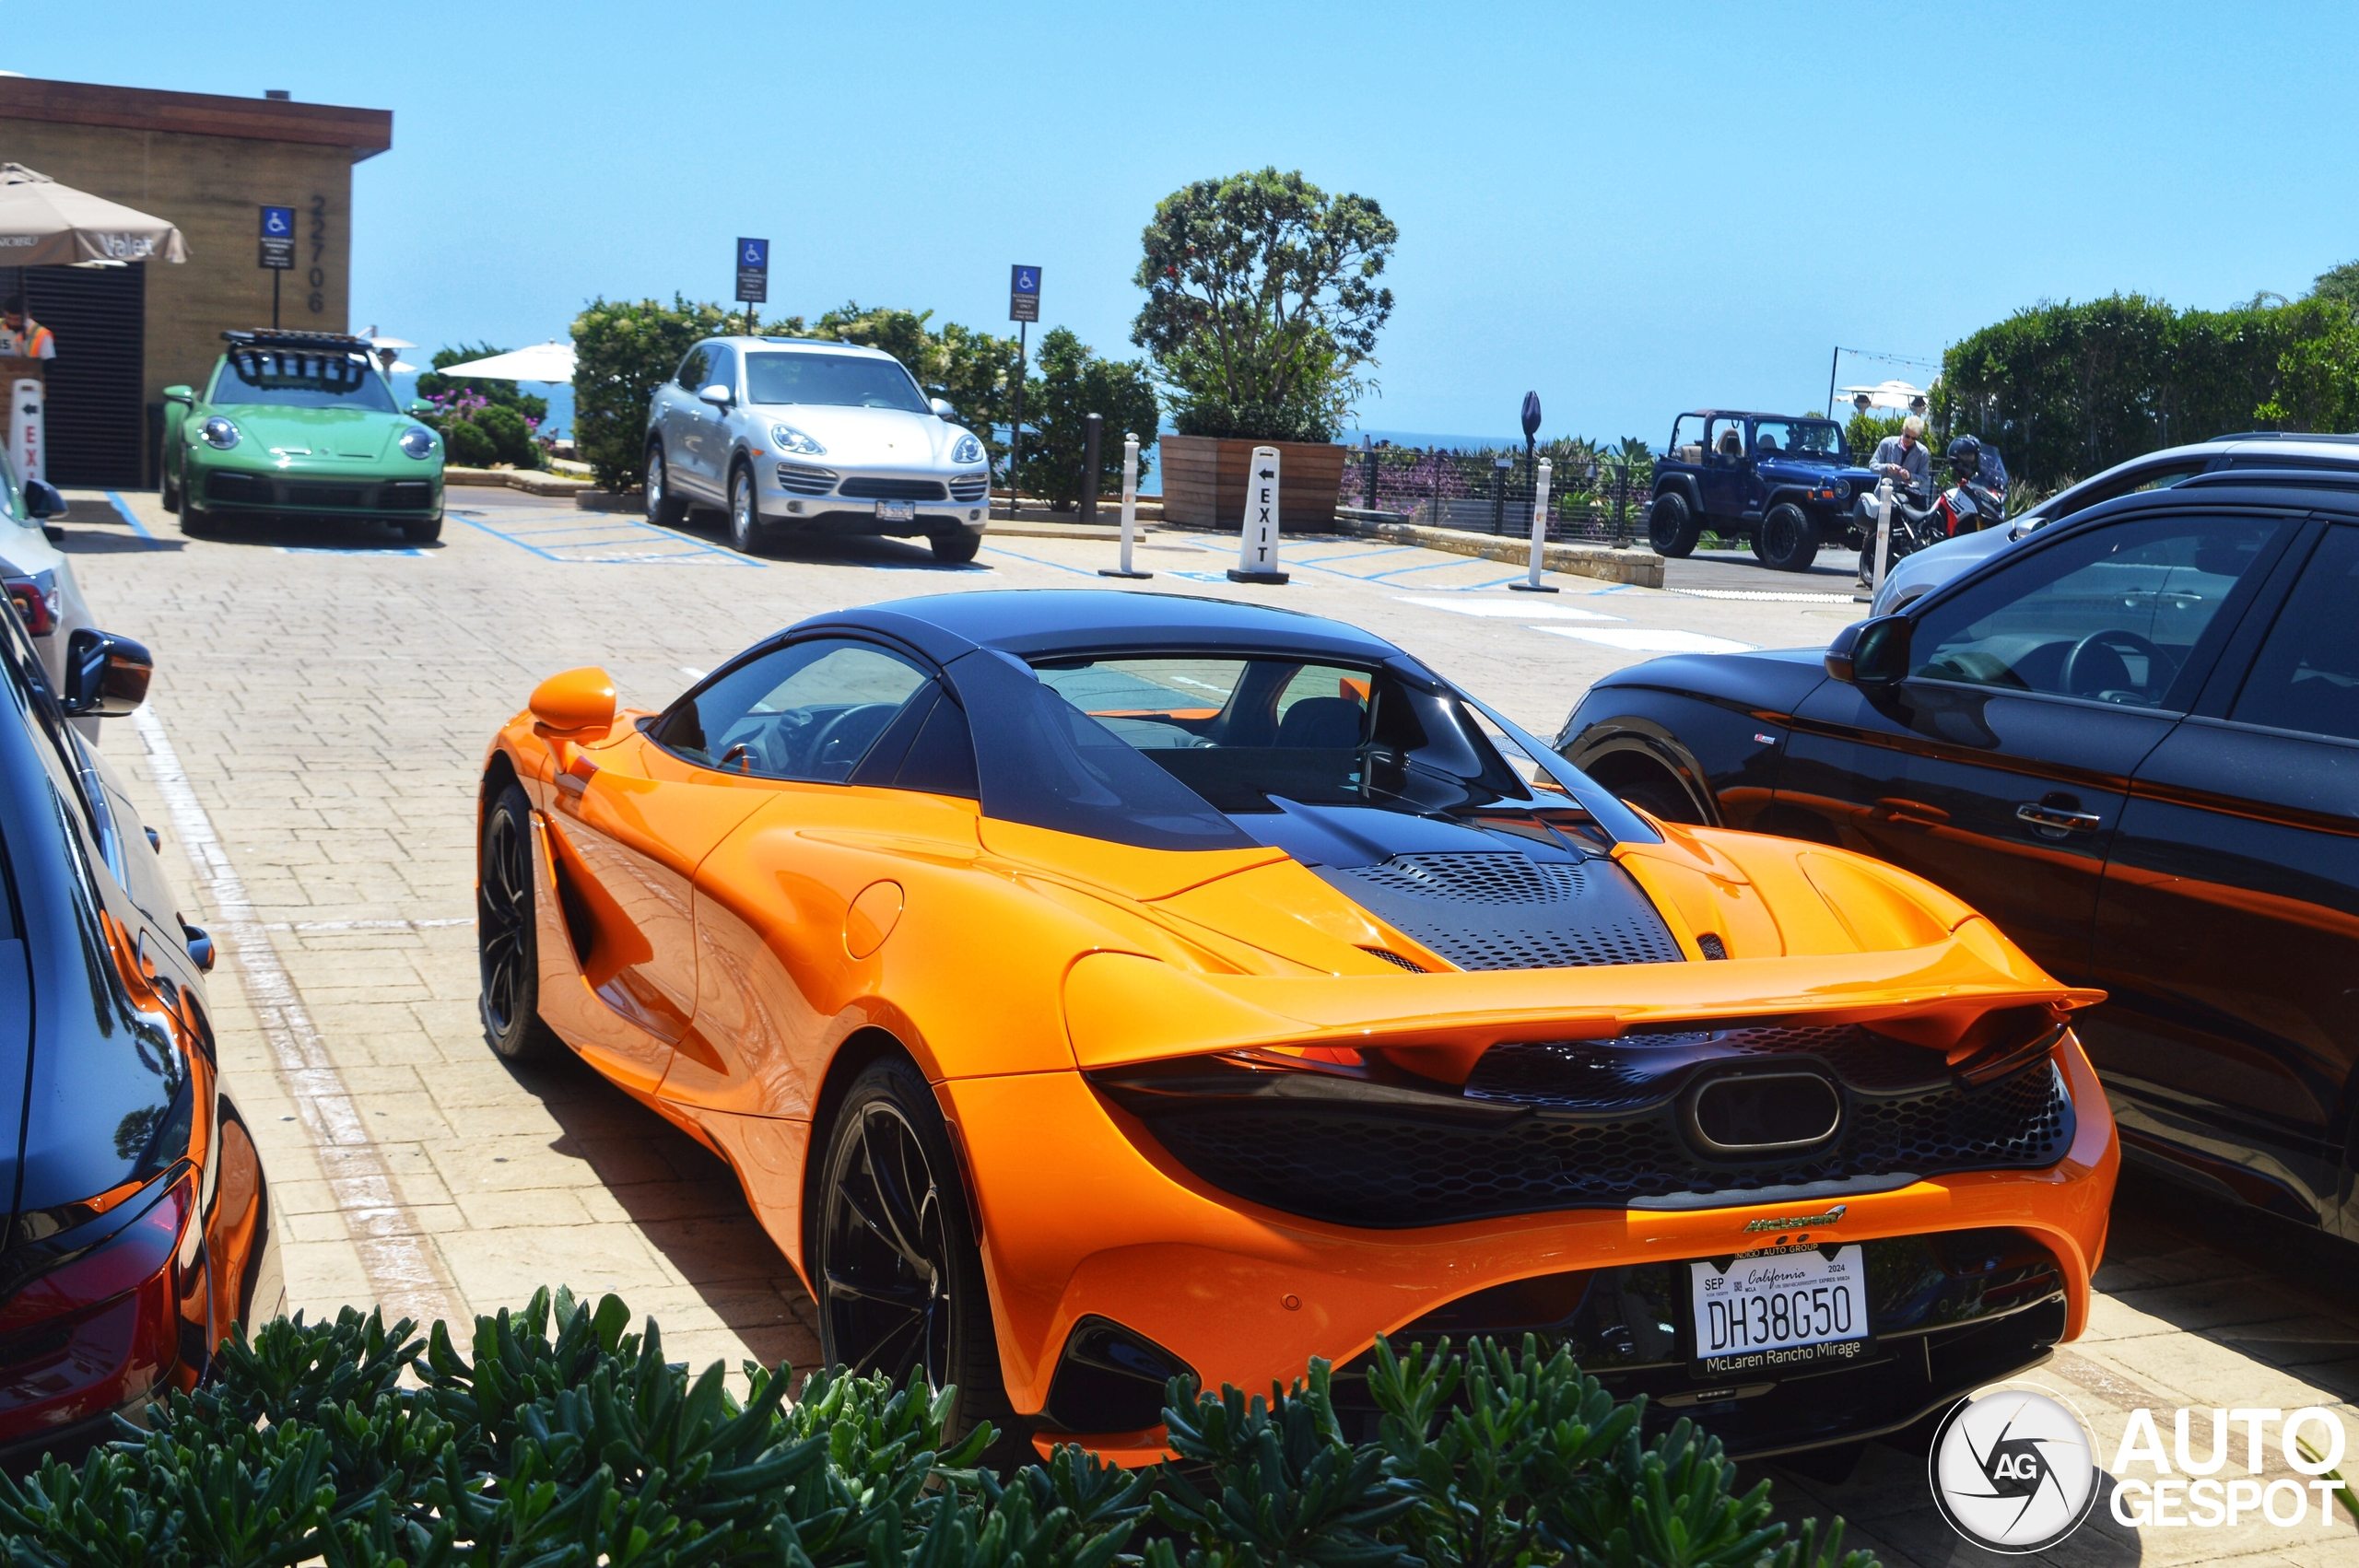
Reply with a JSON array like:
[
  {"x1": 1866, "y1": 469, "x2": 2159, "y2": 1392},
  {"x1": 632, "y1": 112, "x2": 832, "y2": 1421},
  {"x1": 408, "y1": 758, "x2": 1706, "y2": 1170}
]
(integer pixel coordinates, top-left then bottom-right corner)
[{"x1": 1325, "y1": 852, "x2": 1684, "y2": 971}]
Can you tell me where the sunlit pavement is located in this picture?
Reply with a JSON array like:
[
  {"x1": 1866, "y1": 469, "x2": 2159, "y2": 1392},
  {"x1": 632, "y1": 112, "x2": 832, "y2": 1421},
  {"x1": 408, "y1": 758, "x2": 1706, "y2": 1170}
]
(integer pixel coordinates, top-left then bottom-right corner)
[{"x1": 56, "y1": 486, "x2": 2359, "y2": 1564}]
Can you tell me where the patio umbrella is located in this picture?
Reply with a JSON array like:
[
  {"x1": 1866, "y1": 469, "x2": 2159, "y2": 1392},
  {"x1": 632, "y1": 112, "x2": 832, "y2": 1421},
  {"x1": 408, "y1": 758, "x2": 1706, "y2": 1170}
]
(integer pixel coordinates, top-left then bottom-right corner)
[
  {"x1": 0, "y1": 164, "x2": 187, "y2": 265},
  {"x1": 440, "y1": 341, "x2": 575, "y2": 383}
]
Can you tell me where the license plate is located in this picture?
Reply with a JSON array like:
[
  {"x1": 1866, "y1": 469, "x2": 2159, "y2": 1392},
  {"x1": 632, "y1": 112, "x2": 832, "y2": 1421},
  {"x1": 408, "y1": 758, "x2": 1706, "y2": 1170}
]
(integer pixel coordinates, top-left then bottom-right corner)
[
  {"x1": 1688, "y1": 1245, "x2": 1872, "y2": 1375},
  {"x1": 875, "y1": 499, "x2": 915, "y2": 522}
]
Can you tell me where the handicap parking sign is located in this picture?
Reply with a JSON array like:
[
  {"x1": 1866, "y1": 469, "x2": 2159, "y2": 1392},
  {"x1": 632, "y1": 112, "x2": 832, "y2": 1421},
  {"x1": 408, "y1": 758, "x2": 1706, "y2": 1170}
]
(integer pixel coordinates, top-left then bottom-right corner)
[
  {"x1": 261, "y1": 205, "x2": 293, "y2": 238},
  {"x1": 741, "y1": 238, "x2": 769, "y2": 268}
]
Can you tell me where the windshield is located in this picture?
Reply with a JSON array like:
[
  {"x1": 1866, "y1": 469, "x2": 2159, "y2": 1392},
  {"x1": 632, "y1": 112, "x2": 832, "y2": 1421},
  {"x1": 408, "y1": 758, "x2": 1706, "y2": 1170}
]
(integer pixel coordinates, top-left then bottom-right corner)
[
  {"x1": 1752, "y1": 419, "x2": 1843, "y2": 458},
  {"x1": 213, "y1": 350, "x2": 396, "y2": 412},
  {"x1": 745, "y1": 352, "x2": 928, "y2": 413}
]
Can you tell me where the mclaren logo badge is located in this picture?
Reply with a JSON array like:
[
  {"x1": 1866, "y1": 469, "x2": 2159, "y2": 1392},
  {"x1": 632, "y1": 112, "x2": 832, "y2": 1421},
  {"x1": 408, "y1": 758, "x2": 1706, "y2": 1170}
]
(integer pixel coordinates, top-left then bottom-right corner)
[{"x1": 1741, "y1": 1203, "x2": 1848, "y2": 1234}]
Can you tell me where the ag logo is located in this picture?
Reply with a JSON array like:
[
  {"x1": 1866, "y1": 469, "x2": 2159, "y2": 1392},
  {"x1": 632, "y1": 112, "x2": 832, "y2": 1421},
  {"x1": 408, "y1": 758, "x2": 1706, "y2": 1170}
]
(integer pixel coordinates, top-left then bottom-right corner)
[{"x1": 1929, "y1": 1386, "x2": 2099, "y2": 1552}]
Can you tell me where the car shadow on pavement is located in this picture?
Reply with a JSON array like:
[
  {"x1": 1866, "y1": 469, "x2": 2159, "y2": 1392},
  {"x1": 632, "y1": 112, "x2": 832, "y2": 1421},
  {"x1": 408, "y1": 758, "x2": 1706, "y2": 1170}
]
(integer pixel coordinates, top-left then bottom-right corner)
[
  {"x1": 663, "y1": 509, "x2": 990, "y2": 571},
  {"x1": 487, "y1": 1044, "x2": 821, "y2": 1375},
  {"x1": 55, "y1": 525, "x2": 185, "y2": 556},
  {"x1": 176, "y1": 514, "x2": 445, "y2": 551}
]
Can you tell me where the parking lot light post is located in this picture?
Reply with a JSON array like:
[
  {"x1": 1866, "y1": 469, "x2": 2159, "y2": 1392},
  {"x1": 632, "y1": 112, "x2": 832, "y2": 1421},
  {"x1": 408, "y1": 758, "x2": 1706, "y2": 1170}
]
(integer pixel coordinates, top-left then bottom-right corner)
[
  {"x1": 1509, "y1": 459, "x2": 1557, "y2": 593},
  {"x1": 1099, "y1": 432, "x2": 1152, "y2": 579},
  {"x1": 1079, "y1": 413, "x2": 1102, "y2": 526},
  {"x1": 1872, "y1": 477, "x2": 1895, "y2": 592}
]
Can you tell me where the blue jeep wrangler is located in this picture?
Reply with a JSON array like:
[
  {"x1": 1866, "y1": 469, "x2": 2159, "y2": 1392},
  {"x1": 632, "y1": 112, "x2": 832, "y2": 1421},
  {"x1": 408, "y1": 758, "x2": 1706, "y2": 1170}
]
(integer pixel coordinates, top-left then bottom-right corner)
[{"x1": 1646, "y1": 410, "x2": 1879, "y2": 572}]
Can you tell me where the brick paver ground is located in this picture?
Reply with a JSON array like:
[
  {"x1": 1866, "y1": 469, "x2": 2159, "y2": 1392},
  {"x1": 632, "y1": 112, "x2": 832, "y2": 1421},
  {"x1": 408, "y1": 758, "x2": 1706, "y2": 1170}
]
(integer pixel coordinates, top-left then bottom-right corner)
[{"x1": 55, "y1": 485, "x2": 2359, "y2": 1565}]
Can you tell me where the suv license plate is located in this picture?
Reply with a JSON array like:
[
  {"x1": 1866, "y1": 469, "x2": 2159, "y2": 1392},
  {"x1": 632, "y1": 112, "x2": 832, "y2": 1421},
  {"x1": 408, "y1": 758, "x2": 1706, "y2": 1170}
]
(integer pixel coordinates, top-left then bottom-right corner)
[
  {"x1": 1688, "y1": 1245, "x2": 1872, "y2": 1375},
  {"x1": 875, "y1": 500, "x2": 916, "y2": 522}
]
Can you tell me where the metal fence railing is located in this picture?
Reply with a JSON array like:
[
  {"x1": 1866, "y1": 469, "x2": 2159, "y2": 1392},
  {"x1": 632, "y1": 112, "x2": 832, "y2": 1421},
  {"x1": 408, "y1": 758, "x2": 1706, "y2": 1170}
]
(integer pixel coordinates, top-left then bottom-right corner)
[{"x1": 1342, "y1": 447, "x2": 1655, "y2": 547}]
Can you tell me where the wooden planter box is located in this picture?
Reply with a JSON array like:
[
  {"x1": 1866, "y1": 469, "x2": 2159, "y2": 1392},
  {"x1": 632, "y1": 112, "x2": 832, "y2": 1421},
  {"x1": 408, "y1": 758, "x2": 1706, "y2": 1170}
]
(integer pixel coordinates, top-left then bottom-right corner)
[{"x1": 1156, "y1": 435, "x2": 1345, "y2": 531}]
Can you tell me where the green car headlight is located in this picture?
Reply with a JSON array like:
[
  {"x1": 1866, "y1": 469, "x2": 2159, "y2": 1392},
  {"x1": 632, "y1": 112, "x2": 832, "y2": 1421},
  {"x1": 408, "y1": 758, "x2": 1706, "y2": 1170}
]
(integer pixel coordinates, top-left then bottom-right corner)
[
  {"x1": 199, "y1": 416, "x2": 241, "y2": 451},
  {"x1": 399, "y1": 426, "x2": 438, "y2": 460}
]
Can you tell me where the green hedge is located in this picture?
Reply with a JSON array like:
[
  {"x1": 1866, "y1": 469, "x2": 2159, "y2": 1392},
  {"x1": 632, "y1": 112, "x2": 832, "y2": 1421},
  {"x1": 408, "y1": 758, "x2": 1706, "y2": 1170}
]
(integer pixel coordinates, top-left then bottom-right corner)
[{"x1": 0, "y1": 1290, "x2": 1873, "y2": 1568}]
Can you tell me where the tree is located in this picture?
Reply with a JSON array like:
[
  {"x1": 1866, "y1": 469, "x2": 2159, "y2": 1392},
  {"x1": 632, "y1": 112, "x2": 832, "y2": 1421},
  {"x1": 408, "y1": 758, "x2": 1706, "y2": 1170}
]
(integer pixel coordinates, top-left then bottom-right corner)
[
  {"x1": 1131, "y1": 168, "x2": 1396, "y2": 443},
  {"x1": 1014, "y1": 327, "x2": 1159, "y2": 509},
  {"x1": 570, "y1": 297, "x2": 741, "y2": 489},
  {"x1": 2312, "y1": 259, "x2": 2359, "y2": 311}
]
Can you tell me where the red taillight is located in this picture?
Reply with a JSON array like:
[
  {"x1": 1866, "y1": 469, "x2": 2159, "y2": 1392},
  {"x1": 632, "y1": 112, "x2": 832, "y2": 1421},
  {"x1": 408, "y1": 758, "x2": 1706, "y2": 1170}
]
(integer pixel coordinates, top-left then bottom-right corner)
[
  {"x1": 2, "y1": 576, "x2": 53, "y2": 636},
  {"x1": 0, "y1": 1179, "x2": 190, "y2": 1337}
]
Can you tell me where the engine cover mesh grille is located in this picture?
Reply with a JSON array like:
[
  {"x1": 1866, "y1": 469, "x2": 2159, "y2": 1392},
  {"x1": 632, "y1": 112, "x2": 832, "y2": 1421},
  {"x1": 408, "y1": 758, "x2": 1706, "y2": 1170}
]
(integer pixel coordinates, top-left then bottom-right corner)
[{"x1": 1325, "y1": 852, "x2": 1684, "y2": 970}]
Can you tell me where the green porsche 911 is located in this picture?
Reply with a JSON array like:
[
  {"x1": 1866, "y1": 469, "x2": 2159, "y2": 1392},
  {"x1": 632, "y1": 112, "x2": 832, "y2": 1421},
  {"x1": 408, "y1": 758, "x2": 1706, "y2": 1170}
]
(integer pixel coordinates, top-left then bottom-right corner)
[{"x1": 161, "y1": 330, "x2": 444, "y2": 543}]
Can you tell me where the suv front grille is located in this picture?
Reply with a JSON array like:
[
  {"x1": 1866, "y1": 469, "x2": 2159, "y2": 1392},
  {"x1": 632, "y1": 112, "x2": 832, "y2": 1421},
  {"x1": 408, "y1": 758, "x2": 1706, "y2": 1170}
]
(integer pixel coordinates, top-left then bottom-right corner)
[
  {"x1": 775, "y1": 462, "x2": 838, "y2": 496},
  {"x1": 1094, "y1": 1024, "x2": 2073, "y2": 1228},
  {"x1": 839, "y1": 477, "x2": 947, "y2": 501}
]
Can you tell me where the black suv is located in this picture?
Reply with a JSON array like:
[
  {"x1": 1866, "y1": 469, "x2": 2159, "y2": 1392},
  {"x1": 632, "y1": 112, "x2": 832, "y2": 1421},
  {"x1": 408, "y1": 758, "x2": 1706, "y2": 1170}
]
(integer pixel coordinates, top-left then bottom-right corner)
[
  {"x1": 1647, "y1": 410, "x2": 1879, "y2": 571},
  {"x1": 0, "y1": 612, "x2": 281, "y2": 1465},
  {"x1": 1558, "y1": 469, "x2": 2359, "y2": 1241}
]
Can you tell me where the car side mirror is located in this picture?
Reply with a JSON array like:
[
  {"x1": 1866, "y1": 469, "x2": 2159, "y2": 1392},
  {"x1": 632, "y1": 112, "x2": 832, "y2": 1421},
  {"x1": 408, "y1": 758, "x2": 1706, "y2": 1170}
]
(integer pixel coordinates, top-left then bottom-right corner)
[
  {"x1": 62, "y1": 628, "x2": 153, "y2": 717},
  {"x1": 698, "y1": 382, "x2": 734, "y2": 410},
  {"x1": 408, "y1": 399, "x2": 434, "y2": 416},
  {"x1": 529, "y1": 666, "x2": 617, "y2": 739},
  {"x1": 23, "y1": 480, "x2": 65, "y2": 520},
  {"x1": 163, "y1": 385, "x2": 194, "y2": 405},
  {"x1": 1825, "y1": 614, "x2": 1911, "y2": 689},
  {"x1": 929, "y1": 397, "x2": 957, "y2": 420}
]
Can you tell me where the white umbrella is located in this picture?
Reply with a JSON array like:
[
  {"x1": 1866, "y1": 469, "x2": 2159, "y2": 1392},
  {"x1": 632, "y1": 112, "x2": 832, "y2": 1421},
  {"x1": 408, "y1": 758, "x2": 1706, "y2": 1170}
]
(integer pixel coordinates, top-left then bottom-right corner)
[
  {"x1": 364, "y1": 326, "x2": 417, "y2": 350},
  {"x1": 1839, "y1": 379, "x2": 1931, "y2": 413},
  {"x1": 0, "y1": 164, "x2": 187, "y2": 265},
  {"x1": 440, "y1": 341, "x2": 575, "y2": 383}
]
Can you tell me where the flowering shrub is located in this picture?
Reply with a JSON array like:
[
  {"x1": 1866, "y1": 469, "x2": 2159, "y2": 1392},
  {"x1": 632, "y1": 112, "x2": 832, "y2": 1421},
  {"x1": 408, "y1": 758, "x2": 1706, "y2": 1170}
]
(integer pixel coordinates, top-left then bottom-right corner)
[{"x1": 420, "y1": 387, "x2": 546, "y2": 470}]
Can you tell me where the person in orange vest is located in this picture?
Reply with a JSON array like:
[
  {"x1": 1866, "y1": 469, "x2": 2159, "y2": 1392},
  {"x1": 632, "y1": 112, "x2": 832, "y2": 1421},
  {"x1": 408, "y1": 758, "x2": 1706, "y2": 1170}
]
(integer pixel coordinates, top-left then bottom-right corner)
[{"x1": 0, "y1": 296, "x2": 55, "y2": 361}]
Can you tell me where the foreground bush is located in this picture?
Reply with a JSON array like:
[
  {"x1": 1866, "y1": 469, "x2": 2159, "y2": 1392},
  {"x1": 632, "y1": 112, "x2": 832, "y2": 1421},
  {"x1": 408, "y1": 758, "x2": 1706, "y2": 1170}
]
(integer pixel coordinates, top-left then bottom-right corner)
[{"x1": 0, "y1": 1289, "x2": 1872, "y2": 1568}]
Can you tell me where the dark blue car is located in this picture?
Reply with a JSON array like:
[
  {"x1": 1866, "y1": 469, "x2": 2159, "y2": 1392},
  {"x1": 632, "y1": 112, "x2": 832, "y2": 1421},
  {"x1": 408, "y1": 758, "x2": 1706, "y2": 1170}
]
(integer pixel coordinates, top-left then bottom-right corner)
[{"x1": 1648, "y1": 411, "x2": 1879, "y2": 572}]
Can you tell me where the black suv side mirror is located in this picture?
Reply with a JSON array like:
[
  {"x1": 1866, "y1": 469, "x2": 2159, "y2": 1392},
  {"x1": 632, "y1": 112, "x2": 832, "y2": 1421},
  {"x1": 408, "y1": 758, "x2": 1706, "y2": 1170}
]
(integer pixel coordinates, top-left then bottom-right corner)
[
  {"x1": 22, "y1": 480, "x2": 65, "y2": 520},
  {"x1": 1825, "y1": 614, "x2": 1911, "y2": 689},
  {"x1": 62, "y1": 628, "x2": 153, "y2": 717}
]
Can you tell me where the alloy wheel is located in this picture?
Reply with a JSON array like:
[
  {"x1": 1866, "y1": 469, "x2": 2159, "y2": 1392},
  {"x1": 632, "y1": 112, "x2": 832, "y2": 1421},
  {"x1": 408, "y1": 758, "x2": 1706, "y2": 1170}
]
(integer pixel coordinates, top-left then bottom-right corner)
[
  {"x1": 731, "y1": 471, "x2": 756, "y2": 551},
  {"x1": 821, "y1": 1101, "x2": 952, "y2": 1387},
  {"x1": 478, "y1": 802, "x2": 533, "y2": 1036}
]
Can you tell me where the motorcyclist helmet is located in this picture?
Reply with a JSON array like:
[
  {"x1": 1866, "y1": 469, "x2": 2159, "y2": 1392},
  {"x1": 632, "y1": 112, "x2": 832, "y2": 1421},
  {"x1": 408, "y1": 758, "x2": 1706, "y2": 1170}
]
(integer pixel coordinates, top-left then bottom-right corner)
[{"x1": 1946, "y1": 435, "x2": 1983, "y2": 478}]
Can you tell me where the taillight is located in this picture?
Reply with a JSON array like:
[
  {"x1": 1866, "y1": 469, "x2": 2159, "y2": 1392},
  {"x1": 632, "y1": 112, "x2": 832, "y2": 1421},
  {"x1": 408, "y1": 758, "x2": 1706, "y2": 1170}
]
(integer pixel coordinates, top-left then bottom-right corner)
[
  {"x1": 2, "y1": 574, "x2": 54, "y2": 636},
  {"x1": 0, "y1": 1177, "x2": 191, "y2": 1337}
]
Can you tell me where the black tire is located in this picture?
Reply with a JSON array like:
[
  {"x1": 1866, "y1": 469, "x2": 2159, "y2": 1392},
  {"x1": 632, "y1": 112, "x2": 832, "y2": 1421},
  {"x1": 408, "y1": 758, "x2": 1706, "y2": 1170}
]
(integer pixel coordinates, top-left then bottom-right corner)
[
  {"x1": 727, "y1": 462, "x2": 772, "y2": 556},
  {"x1": 1746, "y1": 529, "x2": 1768, "y2": 561},
  {"x1": 399, "y1": 515, "x2": 443, "y2": 544},
  {"x1": 647, "y1": 442, "x2": 687, "y2": 528},
  {"x1": 930, "y1": 528, "x2": 981, "y2": 565},
  {"x1": 161, "y1": 467, "x2": 181, "y2": 515},
  {"x1": 478, "y1": 780, "x2": 560, "y2": 1062},
  {"x1": 1756, "y1": 502, "x2": 1820, "y2": 572},
  {"x1": 816, "y1": 1055, "x2": 1017, "y2": 1461},
  {"x1": 1647, "y1": 490, "x2": 1699, "y2": 557},
  {"x1": 180, "y1": 500, "x2": 217, "y2": 538}
]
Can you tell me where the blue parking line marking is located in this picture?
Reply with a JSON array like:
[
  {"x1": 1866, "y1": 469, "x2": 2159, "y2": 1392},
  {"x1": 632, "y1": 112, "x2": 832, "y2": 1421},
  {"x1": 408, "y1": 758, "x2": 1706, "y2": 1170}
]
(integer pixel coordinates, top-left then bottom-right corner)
[
  {"x1": 980, "y1": 544, "x2": 1091, "y2": 577},
  {"x1": 103, "y1": 492, "x2": 161, "y2": 545},
  {"x1": 1286, "y1": 544, "x2": 1420, "y2": 568},
  {"x1": 456, "y1": 509, "x2": 764, "y2": 567},
  {"x1": 277, "y1": 545, "x2": 423, "y2": 556}
]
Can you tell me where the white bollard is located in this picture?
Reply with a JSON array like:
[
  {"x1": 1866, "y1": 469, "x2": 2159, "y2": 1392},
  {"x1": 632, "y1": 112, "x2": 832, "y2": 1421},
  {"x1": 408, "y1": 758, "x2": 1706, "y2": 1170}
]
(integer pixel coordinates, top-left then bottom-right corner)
[
  {"x1": 1226, "y1": 444, "x2": 1288, "y2": 583},
  {"x1": 1509, "y1": 458, "x2": 1558, "y2": 592},
  {"x1": 1098, "y1": 432, "x2": 1152, "y2": 579},
  {"x1": 10, "y1": 380, "x2": 42, "y2": 486},
  {"x1": 1872, "y1": 477, "x2": 1895, "y2": 596}
]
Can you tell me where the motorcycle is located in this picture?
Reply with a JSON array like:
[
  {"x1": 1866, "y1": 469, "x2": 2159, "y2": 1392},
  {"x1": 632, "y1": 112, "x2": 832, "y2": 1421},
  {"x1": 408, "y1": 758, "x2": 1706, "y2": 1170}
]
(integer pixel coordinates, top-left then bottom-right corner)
[{"x1": 1853, "y1": 468, "x2": 2006, "y2": 584}]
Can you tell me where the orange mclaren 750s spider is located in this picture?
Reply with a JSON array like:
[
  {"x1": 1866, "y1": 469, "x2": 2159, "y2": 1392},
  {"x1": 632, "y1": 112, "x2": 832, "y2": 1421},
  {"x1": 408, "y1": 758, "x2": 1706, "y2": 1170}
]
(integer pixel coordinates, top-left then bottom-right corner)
[{"x1": 475, "y1": 590, "x2": 2116, "y2": 1464}]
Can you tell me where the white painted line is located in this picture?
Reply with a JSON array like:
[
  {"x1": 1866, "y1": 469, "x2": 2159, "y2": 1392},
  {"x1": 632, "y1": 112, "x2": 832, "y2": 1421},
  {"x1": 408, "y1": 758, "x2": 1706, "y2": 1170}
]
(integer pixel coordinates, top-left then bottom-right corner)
[
  {"x1": 264, "y1": 918, "x2": 475, "y2": 932},
  {"x1": 1535, "y1": 627, "x2": 1757, "y2": 654},
  {"x1": 1670, "y1": 588, "x2": 1857, "y2": 604},
  {"x1": 1393, "y1": 594, "x2": 1623, "y2": 622},
  {"x1": 132, "y1": 707, "x2": 457, "y2": 1328}
]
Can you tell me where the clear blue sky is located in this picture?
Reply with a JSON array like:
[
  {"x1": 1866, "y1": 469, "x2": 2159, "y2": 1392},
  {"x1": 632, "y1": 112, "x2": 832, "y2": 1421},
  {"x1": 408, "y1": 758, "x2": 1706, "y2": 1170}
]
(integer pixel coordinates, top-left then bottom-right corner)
[{"x1": 20, "y1": 1, "x2": 2358, "y2": 445}]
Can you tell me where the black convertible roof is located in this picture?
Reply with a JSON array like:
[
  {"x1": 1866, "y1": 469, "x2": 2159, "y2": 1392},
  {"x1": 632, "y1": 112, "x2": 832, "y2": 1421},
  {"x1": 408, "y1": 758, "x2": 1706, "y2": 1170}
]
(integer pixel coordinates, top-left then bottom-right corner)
[
  {"x1": 1678, "y1": 409, "x2": 1837, "y2": 422},
  {"x1": 791, "y1": 590, "x2": 1408, "y2": 668}
]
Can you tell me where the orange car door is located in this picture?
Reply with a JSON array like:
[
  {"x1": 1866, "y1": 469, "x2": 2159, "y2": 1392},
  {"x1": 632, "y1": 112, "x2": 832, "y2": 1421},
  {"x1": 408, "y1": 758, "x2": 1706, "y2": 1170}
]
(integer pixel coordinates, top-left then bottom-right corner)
[
  {"x1": 637, "y1": 638, "x2": 963, "y2": 1118},
  {"x1": 541, "y1": 729, "x2": 767, "y2": 1094}
]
